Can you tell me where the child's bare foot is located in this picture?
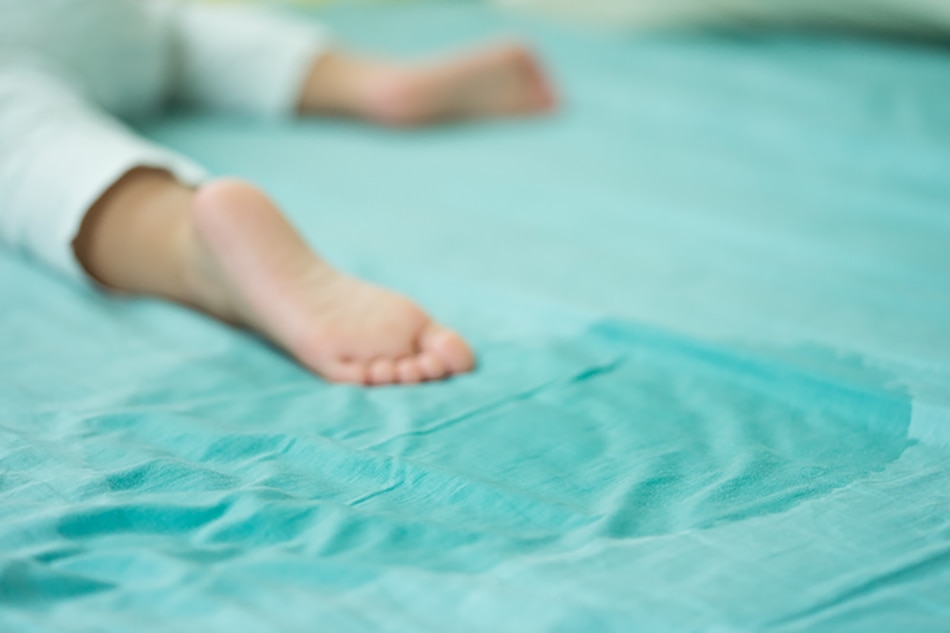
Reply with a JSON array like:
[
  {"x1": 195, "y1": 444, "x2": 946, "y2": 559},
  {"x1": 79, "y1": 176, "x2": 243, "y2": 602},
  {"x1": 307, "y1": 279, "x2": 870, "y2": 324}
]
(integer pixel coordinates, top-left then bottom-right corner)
[
  {"x1": 75, "y1": 170, "x2": 475, "y2": 385},
  {"x1": 185, "y1": 180, "x2": 475, "y2": 385},
  {"x1": 301, "y1": 42, "x2": 556, "y2": 125}
]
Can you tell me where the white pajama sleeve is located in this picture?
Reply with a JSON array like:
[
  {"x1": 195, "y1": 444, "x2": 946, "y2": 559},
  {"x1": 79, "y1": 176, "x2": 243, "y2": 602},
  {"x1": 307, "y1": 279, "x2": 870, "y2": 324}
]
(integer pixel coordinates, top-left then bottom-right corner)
[
  {"x1": 0, "y1": 64, "x2": 207, "y2": 282},
  {"x1": 169, "y1": 3, "x2": 332, "y2": 117}
]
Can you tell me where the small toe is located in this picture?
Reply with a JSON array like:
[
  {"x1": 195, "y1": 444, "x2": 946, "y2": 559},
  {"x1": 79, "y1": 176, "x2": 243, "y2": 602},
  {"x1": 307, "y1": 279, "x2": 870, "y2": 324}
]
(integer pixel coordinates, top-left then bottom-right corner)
[
  {"x1": 323, "y1": 360, "x2": 367, "y2": 385},
  {"x1": 396, "y1": 358, "x2": 424, "y2": 384},
  {"x1": 368, "y1": 358, "x2": 397, "y2": 385},
  {"x1": 421, "y1": 325, "x2": 475, "y2": 375}
]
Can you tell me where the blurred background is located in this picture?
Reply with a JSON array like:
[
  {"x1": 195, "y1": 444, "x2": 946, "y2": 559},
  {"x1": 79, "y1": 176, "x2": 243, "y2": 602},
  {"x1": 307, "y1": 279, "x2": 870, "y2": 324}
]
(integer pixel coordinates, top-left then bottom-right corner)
[{"x1": 207, "y1": 0, "x2": 950, "y2": 37}]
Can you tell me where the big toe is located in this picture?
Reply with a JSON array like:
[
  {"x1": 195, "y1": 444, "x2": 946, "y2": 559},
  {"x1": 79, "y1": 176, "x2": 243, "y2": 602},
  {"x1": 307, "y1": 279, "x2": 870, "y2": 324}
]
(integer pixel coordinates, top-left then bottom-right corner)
[
  {"x1": 421, "y1": 324, "x2": 475, "y2": 375},
  {"x1": 509, "y1": 47, "x2": 557, "y2": 111}
]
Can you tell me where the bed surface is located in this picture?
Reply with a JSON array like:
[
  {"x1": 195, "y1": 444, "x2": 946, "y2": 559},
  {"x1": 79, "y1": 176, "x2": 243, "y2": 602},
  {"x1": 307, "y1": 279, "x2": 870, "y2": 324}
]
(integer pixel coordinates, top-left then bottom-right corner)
[{"x1": 2, "y1": 3, "x2": 949, "y2": 631}]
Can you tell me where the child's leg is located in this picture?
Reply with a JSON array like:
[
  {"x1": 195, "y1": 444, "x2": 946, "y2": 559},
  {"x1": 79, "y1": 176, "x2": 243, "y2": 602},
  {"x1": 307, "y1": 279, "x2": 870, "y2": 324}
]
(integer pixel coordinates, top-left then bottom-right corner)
[
  {"x1": 170, "y1": 4, "x2": 555, "y2": 125},
  {"x1": 0, "y1": 66, "x2": 472, "y2": 385},
  {"x1": 73, "y1": 170, "x2": 473, "y2": 385}
]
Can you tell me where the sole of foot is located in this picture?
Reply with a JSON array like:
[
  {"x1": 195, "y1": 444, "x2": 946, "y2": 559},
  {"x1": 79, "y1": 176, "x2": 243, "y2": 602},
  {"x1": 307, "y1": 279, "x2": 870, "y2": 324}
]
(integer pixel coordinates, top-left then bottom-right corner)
[{"x1": 186, "y1": 179, "x2": 475, "y2": 386}]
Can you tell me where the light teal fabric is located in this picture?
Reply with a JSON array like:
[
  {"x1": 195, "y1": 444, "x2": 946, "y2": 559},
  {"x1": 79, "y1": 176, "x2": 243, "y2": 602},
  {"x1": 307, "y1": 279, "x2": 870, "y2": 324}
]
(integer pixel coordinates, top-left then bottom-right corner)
[{"x1": 2, "y1": 3, "x2": 949, "y2": 631}]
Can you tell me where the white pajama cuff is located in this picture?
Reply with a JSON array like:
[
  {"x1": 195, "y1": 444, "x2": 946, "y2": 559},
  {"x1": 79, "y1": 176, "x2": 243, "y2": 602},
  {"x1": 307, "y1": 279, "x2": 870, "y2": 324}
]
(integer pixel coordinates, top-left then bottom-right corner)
[
  {"x1": 172, "y1": 5, "x2": 333, "y2": 117},
  {"x1": 47, "y1": 131, "x2": 208, "y2": 282}
]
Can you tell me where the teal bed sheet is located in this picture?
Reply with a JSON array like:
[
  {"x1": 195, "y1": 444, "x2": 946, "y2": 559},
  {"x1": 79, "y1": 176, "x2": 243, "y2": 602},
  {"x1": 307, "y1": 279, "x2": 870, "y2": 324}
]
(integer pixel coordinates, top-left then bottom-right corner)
[{"x1": 2, "y1": 3, "x2": 949, "y2": 631}]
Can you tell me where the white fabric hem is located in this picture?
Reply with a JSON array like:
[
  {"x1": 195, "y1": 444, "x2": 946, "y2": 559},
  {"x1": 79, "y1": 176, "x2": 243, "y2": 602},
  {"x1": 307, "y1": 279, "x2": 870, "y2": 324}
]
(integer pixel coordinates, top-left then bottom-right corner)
[{"x1": 51, "y1": 150, "x2": 207, "y2": 283}]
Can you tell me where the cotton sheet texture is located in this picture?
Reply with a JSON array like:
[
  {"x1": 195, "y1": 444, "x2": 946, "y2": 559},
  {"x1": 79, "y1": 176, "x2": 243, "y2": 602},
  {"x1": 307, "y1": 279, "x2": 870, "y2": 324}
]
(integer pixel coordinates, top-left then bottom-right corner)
[{"x1": 1, "y1": 4, "x2": 949, "y2": 632}]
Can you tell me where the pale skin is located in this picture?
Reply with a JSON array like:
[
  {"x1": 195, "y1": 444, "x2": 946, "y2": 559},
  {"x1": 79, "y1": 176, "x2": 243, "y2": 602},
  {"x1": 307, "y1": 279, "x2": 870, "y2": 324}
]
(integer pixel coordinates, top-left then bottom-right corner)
[{"x1": 72, "y1": 43, "x2": 556, "y2": 386}]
